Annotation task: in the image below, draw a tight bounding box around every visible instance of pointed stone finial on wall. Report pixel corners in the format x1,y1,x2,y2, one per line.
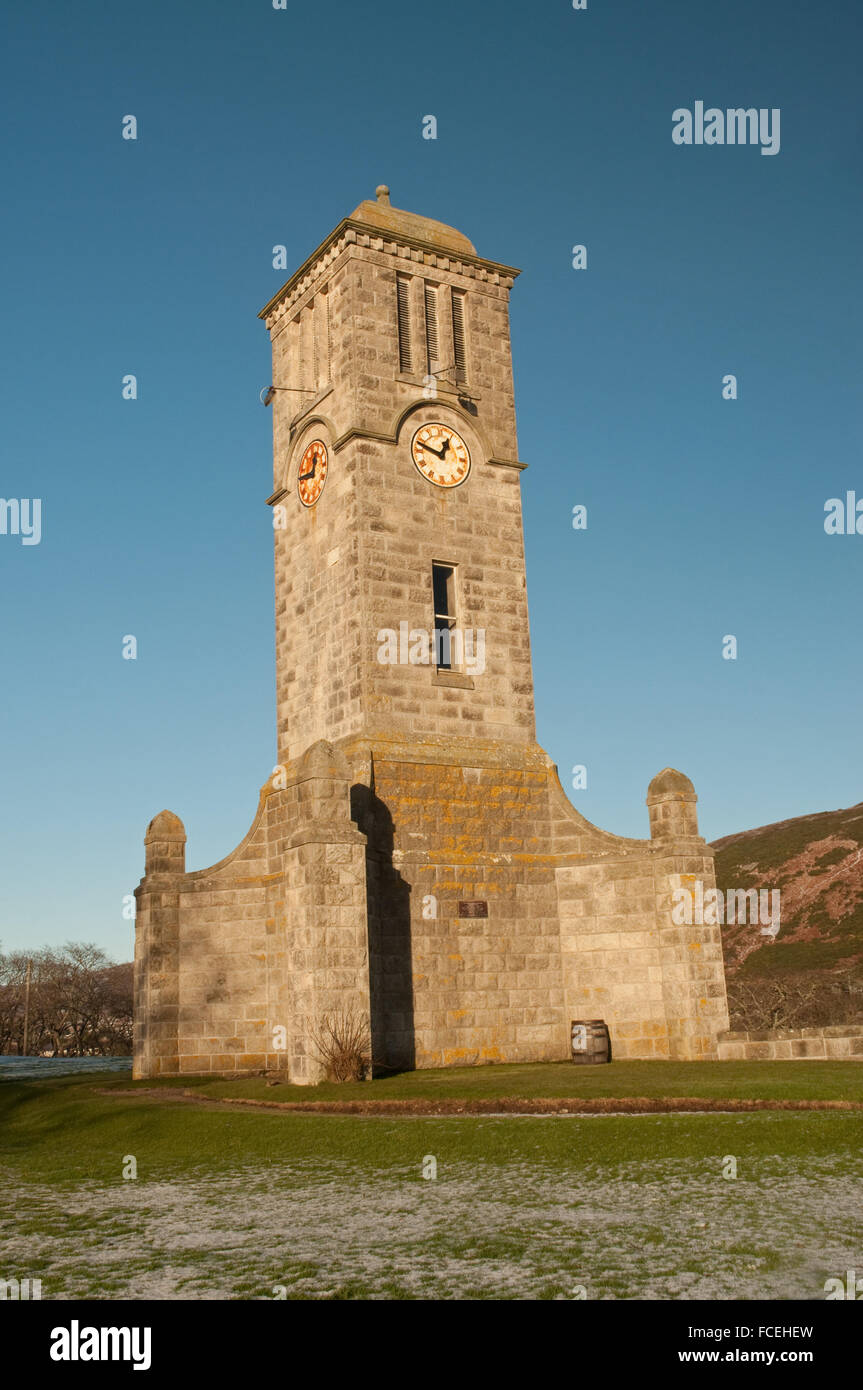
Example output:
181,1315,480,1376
646,768,700,841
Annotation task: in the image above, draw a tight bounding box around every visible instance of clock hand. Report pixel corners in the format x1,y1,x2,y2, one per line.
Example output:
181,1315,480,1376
419,439,448,459
298,459,318,481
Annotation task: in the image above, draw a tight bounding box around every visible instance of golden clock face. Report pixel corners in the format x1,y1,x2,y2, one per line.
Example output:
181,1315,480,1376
297,439,328,507
411,423,471,488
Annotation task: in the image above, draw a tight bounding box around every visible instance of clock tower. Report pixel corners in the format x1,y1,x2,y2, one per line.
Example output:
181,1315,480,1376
260,184,534,765
133,188,730,1083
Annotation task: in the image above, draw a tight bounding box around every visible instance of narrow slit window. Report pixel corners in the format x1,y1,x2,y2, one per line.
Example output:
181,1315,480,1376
397,275,412,373
425,283,440,375
432,562,458,670
451,290,467,384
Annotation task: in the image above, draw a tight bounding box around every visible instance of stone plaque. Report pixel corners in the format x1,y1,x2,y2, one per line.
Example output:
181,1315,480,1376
458,900,488,918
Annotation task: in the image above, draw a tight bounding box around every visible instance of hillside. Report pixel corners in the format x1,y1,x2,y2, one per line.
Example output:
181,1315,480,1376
711,801,863,1027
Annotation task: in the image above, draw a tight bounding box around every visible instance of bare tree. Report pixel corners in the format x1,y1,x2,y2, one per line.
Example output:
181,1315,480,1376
0,942,133,1056
728,970,863,1031
0,951,29,1054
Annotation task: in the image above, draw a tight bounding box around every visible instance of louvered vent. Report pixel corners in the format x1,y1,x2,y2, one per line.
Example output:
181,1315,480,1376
397,276,412,373
451,290,467,383
424,283,440,373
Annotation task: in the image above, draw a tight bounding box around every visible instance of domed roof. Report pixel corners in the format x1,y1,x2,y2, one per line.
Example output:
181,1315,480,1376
349,185,476,256
647,768,695,798
146,809,186,838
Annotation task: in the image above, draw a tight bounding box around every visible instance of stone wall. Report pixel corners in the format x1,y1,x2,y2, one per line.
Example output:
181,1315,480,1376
134,741,731,1080
718,1027,863,1060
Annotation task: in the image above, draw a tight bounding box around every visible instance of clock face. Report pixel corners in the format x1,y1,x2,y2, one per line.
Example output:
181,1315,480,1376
411,423,471,489
297,440,328,507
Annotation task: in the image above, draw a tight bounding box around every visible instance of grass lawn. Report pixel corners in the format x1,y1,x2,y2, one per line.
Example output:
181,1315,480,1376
1,1062,861,1300
106,1057,863,1105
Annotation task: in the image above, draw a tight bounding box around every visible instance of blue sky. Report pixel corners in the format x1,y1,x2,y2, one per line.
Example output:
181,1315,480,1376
1,0,860,960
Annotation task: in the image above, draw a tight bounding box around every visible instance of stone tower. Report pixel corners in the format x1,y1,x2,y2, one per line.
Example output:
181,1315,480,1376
263,183,533,761
133,187,730,1081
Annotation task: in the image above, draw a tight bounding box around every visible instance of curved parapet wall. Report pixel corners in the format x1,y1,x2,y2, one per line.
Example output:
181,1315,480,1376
340,735,728,1067
133,741,369,1082
134,735,729,1078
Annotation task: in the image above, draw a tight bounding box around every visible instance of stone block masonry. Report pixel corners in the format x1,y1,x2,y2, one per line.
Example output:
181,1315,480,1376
718,1027,863,1061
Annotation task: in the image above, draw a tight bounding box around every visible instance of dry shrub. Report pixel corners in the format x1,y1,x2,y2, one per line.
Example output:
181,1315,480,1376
308,1007,371,1082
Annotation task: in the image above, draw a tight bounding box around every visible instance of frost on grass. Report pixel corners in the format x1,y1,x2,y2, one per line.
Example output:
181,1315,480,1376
2,1151,860,1301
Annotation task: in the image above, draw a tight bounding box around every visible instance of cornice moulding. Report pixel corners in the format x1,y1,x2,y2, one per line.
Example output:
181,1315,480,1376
259,217,521,333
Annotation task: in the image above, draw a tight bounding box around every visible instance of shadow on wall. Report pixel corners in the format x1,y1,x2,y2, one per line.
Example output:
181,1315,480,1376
351,782,415,1074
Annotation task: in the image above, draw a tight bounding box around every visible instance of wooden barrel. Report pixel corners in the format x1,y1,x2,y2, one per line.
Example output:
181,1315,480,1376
570,1019,611,1064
